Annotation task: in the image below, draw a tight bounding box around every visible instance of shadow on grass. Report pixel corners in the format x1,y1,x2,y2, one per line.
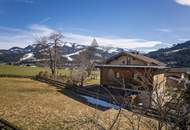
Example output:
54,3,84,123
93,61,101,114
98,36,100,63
33,78,115,111
56,87,111,111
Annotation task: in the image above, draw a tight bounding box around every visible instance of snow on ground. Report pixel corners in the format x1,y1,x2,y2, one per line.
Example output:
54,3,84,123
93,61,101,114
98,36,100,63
64,42,73,47
62,49,85,61
95,53,102,57
66,56,73,61
9,48,22,52
108,48,120,53
76,45,84,49
80,95,120,109
96,46,121,53
20,53,35,61
166,48,186,54
32,44,37,48
96,46,105,51
63,42,85,49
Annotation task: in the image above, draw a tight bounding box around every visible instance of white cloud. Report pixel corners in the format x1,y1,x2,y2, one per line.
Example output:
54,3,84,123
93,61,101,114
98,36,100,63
63,33,162,49
0,24,162,50
157,28,171,33
0,24,55,49
175,0,190,6
15,0,34,4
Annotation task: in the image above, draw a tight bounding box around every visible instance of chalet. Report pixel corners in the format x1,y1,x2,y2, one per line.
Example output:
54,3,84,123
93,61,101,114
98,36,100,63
166,67,190,88
96,51,167,107
166,67,190,80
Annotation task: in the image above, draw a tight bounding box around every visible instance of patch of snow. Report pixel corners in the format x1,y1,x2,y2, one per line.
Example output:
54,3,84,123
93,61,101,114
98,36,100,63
80,95,120,109
96,46,106,51
20,53,35,61
67,56,73,61
166,48,186,54
64,42,73,47
62,49,85,61
95,53,102,57
76,45,84,49
123,48,129,51
32,44,37,48
33,59,48,62
108,48,119,53
9,48,22,52
97,46,123,53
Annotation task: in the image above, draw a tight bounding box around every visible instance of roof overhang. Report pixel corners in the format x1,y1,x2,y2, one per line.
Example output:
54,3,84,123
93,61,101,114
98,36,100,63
105,52,166,66
167,67,190,74
95,64,169,69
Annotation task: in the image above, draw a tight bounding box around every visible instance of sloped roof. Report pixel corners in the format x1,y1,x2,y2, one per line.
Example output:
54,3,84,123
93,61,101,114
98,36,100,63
168,67,190,74
96,64,168,69
106,52,166,66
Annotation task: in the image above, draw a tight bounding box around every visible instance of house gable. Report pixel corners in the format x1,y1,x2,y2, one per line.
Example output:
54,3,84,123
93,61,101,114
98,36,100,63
106,52,166,66
108,54,147,65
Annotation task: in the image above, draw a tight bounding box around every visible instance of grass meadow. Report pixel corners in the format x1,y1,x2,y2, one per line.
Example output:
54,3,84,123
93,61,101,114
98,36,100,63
0,65,70,77
0,78,156,130
0,64,100,85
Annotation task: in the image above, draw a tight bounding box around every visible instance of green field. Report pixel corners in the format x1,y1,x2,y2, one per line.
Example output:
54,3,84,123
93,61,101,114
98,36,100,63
0,64,100,85
0,65,70,77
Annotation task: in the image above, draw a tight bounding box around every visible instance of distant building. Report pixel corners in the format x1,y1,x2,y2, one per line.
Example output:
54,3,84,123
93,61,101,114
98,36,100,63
96,51,167,107
166,67,190,88
166,67,190,80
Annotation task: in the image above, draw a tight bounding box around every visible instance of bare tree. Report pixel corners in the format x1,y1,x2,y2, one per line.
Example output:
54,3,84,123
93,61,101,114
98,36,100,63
63,67,190,130
90,69,190,130
102,69,190,130
37,32,63,77
48,33,63,76
130,69,190,130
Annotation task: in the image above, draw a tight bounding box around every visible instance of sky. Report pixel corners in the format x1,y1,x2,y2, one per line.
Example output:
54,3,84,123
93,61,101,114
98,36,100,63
0,0,190,52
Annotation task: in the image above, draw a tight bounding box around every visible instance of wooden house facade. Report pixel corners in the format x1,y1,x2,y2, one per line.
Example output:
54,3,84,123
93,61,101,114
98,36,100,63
96,52,167,107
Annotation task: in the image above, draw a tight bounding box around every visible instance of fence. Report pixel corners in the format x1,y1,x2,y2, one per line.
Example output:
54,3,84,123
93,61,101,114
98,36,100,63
35,76,110,101
0,75,185,128
35,76,66,89
35,76,179,123
0,74,33,78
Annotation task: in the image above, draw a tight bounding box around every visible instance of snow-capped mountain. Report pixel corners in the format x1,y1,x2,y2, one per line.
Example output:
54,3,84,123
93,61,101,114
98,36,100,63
20,53,35,61
1,40,190,67
0,42,127,63
148,40,190,67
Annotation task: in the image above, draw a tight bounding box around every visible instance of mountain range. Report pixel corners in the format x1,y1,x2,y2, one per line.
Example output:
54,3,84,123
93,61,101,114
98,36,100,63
0,40,190,67
0,42,128,64
147,40,190,67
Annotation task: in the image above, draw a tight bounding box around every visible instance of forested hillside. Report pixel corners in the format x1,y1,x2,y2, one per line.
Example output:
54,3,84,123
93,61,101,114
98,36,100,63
148,41,190,67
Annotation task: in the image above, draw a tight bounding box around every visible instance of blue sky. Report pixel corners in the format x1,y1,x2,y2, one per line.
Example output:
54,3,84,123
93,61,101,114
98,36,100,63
0,0,190,51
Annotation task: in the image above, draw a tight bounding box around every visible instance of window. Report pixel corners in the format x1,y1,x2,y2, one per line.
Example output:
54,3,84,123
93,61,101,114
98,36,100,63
127,57,131,64
115,72,120,78
134,73,142,81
